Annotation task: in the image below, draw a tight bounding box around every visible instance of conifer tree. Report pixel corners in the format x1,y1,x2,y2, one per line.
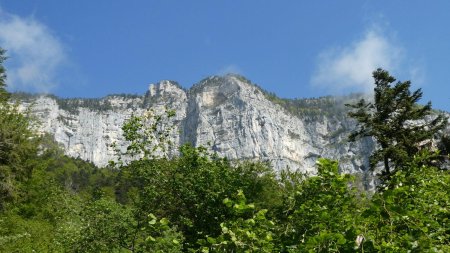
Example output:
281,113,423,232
0,48,9,103
346,68,447,183
0,48,38,208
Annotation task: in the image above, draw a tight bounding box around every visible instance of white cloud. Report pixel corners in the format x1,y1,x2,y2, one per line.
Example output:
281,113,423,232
407,64,426,87
311,28,403,93
217,64,242,75
0,9,66,92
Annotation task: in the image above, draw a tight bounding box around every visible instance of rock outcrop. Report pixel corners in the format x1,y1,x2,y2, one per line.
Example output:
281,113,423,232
24,74,445,189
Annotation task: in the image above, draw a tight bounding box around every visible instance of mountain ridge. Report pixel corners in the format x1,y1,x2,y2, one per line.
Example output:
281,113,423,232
15,74,449,189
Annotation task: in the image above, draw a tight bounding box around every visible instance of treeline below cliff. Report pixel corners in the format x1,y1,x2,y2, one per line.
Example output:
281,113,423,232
1,108,449,252
1,48,450,251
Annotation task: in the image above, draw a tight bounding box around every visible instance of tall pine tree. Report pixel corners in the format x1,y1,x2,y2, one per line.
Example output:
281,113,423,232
0,48,38,209
346,68,447,183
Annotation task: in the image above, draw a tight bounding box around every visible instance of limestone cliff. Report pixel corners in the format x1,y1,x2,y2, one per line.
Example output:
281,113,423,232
22,74,445,189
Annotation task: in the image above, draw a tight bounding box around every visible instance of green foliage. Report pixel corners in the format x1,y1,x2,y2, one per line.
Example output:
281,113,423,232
112,107,279,249
9,91,42,103
199,190,276,252
0,161,81,252
0,48,8,103
55,97,114,114
66,197,134,252
108,93,142,99
62,194,183,252
142,213,184,253
361,151,450,252
347,68,447,183
0,103,38,208
0,50,79,252
11,92,145,113
263,91,356,121
116,144,279,249
0,49,39,210
281,159,362,252
0,213,61,252
255,77,365,121
111,108,176,165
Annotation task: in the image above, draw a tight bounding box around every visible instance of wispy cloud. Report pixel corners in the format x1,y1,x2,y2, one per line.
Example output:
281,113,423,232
311,27,403,93
217,64,242,76
0,8,66,92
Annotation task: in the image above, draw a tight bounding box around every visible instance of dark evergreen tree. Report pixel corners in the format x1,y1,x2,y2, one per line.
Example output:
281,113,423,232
0,48,9,103
439,135,450,155
0,48,38,209
346,68,447,183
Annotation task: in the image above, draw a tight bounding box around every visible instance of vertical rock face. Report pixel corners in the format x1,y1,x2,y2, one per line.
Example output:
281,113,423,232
19,75,382,181
182,76,320,173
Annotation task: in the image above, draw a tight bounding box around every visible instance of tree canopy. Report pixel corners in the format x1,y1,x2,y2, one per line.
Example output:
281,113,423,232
346,68,447,183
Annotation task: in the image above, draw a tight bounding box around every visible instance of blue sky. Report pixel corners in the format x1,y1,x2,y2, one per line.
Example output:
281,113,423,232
0,1,449,111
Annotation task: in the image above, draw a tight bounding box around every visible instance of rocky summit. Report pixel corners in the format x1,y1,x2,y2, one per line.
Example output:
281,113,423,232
18,74,413,188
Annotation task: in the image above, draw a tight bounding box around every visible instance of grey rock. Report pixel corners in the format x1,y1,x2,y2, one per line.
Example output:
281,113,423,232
18,75,448,189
